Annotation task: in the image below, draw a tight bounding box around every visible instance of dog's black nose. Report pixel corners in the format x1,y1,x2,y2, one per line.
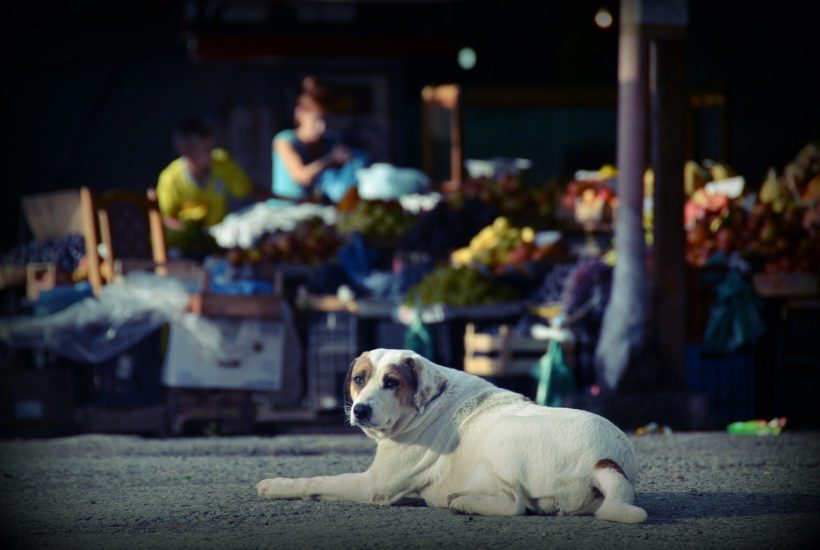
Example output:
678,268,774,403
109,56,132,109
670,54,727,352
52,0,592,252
353,403,372,422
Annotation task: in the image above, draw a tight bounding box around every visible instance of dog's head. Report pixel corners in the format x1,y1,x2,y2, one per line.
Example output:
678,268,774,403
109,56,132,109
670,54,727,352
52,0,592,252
344,349,448,438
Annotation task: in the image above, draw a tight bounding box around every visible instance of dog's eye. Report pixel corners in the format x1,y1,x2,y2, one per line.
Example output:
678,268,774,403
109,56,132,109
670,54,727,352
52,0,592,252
353,375,365,386
383,377,399,389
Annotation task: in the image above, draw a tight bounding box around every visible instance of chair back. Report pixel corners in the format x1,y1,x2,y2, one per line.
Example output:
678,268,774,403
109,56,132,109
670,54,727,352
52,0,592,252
80,187,167,295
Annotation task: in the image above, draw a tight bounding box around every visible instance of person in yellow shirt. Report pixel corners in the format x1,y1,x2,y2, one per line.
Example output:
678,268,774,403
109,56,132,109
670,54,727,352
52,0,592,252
157,117,266,258
157,117,255,228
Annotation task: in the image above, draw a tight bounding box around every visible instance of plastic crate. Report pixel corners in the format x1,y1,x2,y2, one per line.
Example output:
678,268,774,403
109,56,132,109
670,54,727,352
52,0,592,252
685,345,755,428
773,302,820,424
306,310,358,411
358,316,455,367
1,363,75,437
74,327,167,409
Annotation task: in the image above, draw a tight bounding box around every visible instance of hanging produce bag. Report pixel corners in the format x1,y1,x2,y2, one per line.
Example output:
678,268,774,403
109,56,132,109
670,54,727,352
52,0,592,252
703,271,766,353
533,339,575,407
404,309,434,360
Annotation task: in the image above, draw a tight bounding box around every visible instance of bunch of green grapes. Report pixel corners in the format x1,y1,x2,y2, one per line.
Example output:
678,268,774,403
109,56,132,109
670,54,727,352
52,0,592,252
337,200,414,238
403,266,517,307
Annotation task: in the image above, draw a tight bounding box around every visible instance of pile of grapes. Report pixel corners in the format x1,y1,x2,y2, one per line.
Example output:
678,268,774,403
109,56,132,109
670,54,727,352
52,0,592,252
2,234,85,272
560,258,613,321
403,266,517,307
337,200,415,240
529,262,579,304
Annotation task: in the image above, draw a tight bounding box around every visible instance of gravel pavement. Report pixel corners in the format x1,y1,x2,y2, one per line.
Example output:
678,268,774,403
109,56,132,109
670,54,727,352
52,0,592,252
1,429,819,549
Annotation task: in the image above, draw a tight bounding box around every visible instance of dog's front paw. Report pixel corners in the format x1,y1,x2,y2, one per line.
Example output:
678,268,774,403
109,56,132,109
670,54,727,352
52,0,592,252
257,478,294,500
447,494,470,515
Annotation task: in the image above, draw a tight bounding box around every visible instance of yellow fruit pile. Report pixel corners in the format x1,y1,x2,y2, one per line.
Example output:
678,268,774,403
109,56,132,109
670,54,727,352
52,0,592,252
451,217,544,271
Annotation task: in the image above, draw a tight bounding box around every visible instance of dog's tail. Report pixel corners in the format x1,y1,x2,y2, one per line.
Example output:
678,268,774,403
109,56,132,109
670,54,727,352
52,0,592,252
591,459,648,524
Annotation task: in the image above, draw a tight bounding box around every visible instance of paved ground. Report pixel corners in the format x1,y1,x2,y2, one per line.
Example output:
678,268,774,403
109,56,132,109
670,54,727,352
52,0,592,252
1,429,819,550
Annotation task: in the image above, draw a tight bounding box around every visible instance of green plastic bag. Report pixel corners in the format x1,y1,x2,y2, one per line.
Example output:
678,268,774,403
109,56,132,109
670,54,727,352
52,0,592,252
703,271,765,353
533,339,575,407
404,309,434,360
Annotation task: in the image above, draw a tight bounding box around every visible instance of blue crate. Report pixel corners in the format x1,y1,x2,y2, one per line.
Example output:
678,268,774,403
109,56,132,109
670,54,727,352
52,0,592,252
32,282,93,317
686,345,755,428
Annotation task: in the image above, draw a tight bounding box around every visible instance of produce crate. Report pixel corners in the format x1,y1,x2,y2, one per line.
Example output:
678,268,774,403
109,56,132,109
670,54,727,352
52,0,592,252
772,301,820,424
306,308,359,411
187,293,284,319
752,273,818,299
463,323,552,377
685,345,755,428
26,262,59,301
358,314,456,369
74,327,166,410
0,264,27,291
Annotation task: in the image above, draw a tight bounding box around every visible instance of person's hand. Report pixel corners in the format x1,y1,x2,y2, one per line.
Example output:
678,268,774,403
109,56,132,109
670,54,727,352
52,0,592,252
163,216,184,231
327,145,352,166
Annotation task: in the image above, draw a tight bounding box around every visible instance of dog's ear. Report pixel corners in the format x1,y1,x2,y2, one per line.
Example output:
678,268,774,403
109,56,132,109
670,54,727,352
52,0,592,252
401,353,447,414
342,355,359,412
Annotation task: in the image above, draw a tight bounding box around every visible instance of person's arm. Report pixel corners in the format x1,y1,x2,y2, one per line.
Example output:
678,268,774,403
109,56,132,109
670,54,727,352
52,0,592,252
274,138,348,187
156,170,184,230
216,149,255,199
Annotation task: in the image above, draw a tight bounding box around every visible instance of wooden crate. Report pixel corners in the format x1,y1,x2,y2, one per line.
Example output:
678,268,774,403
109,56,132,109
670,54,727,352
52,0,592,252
753,272,818,298
463,323,553,377
26,262,60,301
187,293,284,319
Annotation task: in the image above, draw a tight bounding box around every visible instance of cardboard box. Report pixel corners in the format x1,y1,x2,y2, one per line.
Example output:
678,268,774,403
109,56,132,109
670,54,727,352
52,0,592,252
21,189,84,241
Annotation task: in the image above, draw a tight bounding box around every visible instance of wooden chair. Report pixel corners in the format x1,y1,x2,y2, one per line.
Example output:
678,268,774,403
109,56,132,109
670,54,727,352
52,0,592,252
80,186,168,296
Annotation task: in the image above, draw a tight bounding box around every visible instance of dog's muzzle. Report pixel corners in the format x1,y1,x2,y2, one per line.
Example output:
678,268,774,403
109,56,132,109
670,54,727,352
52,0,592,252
352,403,373,424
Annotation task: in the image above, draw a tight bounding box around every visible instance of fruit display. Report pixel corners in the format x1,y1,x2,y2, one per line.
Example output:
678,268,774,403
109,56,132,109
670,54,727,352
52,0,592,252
336,199,415,240
2,234,85,273
398,198,498,261
447,174,556,229
208,201,337,250
684,145,820,273
231,216,342,266
403,266,518,307
450,217,567,275
558,165,618,226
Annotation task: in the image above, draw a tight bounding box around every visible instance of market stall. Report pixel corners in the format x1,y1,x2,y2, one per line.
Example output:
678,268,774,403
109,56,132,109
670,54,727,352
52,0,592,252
2,141,818,435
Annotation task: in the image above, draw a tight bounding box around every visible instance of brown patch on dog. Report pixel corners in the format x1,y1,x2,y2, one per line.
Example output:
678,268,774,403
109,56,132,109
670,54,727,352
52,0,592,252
595,459,627,479
344,352,373,404
401,356,447,411
385,362,418,408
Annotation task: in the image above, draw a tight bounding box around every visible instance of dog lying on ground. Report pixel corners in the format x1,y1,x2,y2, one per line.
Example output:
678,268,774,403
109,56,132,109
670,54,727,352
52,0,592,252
257,349,647,523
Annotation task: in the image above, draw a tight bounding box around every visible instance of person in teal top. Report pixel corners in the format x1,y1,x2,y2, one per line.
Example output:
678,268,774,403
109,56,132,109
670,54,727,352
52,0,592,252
272,77,352,200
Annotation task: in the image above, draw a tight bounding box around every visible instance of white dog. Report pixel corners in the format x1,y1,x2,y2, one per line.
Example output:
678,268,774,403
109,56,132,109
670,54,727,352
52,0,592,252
257,349,647,523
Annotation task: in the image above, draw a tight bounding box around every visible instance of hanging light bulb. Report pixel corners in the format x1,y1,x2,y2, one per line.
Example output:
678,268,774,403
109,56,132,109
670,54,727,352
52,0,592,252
458,47,477,70
594,8,613,29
